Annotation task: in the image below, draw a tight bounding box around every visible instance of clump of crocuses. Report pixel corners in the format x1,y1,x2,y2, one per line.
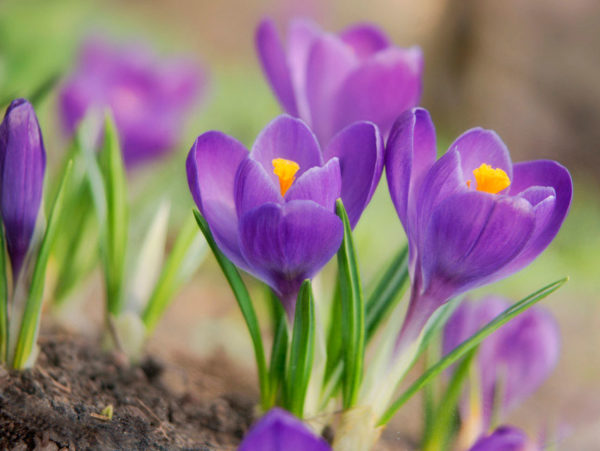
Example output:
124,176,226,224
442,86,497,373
256,18,422,145
0,99,71,369
60,37,205,168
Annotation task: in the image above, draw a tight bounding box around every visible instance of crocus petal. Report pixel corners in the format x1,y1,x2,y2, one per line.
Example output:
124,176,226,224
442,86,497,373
421,192,535,296
386,108,436,254
287,19,321,121
498,160,572,276
250,115,323,185
324,121,384,228
239,408,331,451
448,127,513,184
186,131,248,267
469,426,532,451
256,19,298,116
0,99,46,279
305,34,357,144
339,23,390,59
239,200,343,304
331,47,423,139
285,157,341,211
235,157,282,217
157,59,205,108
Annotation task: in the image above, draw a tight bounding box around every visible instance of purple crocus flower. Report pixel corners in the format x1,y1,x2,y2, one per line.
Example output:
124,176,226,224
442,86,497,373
239,408,330,451
469,426,539,451
386,107,572,347
443,297,559,431
187,115,382,312
256,18,422,146
60,37,204,168
0,99,46,280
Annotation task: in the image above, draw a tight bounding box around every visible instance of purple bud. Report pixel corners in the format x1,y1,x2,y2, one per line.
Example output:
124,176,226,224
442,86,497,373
469,426,539,451
239,408,331,451
0,99,46,280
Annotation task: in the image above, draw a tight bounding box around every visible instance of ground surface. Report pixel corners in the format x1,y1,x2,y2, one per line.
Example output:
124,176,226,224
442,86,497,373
0,333,256,450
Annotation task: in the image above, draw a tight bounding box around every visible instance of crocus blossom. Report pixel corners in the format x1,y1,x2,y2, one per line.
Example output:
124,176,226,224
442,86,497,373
238,408,331,451
443,297,559,431
386,107,572,346
186,115,382,312
256,18,422,146
469,426,539,451
60,37,204,168
0,99,46,280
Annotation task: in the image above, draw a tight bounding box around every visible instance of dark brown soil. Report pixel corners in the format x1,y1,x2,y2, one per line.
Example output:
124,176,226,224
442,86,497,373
0,333,257,450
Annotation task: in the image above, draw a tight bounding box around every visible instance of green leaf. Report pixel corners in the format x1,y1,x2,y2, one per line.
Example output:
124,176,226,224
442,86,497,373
377,277,568,425
323,280,343,383
142,213,201,334
28,72,60,108
335,199,365,409
267,290,289,407
286,280,315,417
193,209,270,409
365,245,409,341
0,223,7,363
11,161,73,369
98,112,129,315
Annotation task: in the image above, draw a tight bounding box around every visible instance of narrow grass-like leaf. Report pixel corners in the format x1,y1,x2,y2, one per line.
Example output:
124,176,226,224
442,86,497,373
377,277,568,425
98,112,128,315
422,348,477,451
267,290,289,407
29,72,60,108
335,199,365,409
142,213,200,333
286,280,315,417
324,280,343,383
11,161,73,369
365,245,409,341
193,210,269,408
0,226,7,363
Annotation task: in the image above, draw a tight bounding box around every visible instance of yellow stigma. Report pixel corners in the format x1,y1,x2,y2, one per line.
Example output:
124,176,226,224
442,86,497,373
467,163,511,194
272,158,300,196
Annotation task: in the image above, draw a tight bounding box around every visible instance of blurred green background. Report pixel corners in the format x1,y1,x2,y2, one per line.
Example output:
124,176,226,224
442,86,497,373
1,0,598,448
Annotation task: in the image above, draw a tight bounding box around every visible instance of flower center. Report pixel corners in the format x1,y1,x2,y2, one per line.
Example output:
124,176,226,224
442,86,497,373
466,163,511,194
272,158,300,196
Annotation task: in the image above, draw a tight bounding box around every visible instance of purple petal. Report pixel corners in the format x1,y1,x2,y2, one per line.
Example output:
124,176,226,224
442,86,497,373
448,128,513,186
256,19,298,116
498,160,572,276
339,23,391,59
235,157,282,218
285,157,341,211
0,99,46,279
250,115,323,186
386,108,436,253
305,34,358,144
331,47,423,139
186,131,248,268
324,121,384,228
287,19,322,121
469,426,533,451
156,58,205,109
421,192,535,296
239,408,331,451
239,200,343,303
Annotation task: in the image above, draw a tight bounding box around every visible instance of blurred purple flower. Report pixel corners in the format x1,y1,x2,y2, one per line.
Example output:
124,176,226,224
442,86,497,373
386,108,572,347
469,426,539,451
256,18,422,146
444,297,559,430
186,115,382,312
60,37,205,168
0,99,46,280
239,408,331,451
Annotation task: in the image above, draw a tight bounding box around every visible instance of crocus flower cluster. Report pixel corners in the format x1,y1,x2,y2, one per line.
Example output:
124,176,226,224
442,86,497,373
0,99,46,281
386,108,573,347
60,38,204,168
443,297,559,441
256,18,422,146
186,114,382,312
239,408,330,451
